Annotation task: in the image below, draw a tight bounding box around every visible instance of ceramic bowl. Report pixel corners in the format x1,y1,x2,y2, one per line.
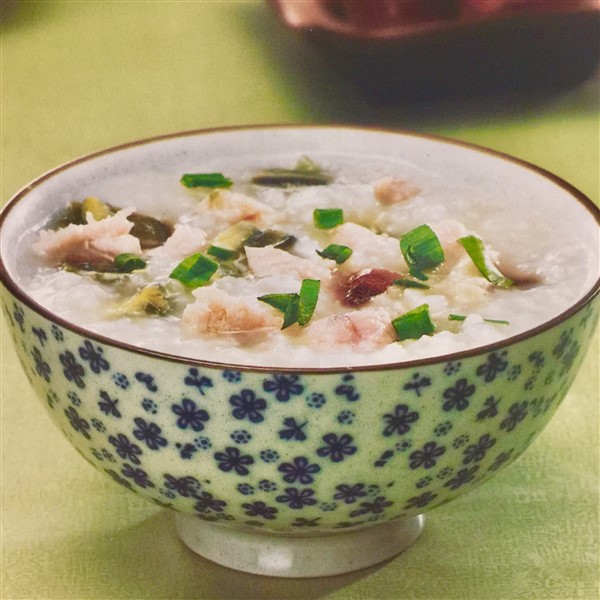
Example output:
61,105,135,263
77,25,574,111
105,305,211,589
1,126,598,577
269,0,600,103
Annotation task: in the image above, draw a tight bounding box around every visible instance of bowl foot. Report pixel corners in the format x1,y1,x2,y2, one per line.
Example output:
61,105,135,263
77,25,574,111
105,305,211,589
175,513,425,577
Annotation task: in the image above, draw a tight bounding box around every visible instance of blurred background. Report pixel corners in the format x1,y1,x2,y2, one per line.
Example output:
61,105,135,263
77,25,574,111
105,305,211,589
1,2,598,599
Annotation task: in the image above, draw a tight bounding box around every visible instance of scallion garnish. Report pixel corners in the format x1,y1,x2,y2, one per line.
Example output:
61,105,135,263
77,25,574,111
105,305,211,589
297,279,320,326
400,225,445,280
393,278,430,290
449,314,510,325
114,253,146,273
169,253,218,288
313,208,344,229
207,245,238,261
392,304,436,340
457,235,513,288
316,244,353,264
257,279,320,329
180,173,233,189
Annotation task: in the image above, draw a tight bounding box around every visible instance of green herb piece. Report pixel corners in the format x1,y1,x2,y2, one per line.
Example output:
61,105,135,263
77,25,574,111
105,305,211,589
297,279,320,326
313,208,344,230
400,225,445,281
449,314,510,325
257,278,320,329
180,173,233,189
458,235,514,288
316,244,353,264
169,253,218,289
392,304,436,341
212,222,259,255
114,253,146,273
207,245,238,261
117,285,170,316
393,278,430,290
251,157,333,187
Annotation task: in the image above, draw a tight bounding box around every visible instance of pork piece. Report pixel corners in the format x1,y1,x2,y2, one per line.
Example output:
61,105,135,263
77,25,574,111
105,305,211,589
245,246,333,281
154,224,207,259
33,208,141,267
202,190,276,225
373,176,421,205
331,222,407,272
181,287,280,336
304,308,395,349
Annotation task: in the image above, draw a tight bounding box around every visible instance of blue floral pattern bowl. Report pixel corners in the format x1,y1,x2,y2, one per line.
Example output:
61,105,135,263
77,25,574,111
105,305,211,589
1,127,598,577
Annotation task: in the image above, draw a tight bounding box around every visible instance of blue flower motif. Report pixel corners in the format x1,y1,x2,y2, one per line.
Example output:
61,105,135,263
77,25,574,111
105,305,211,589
404,491,438,509
278,456,320,484
214,446,254,475
306,393,326,409
444,466,479,490
316,433,357,462
258,480,277,492
337,410,355,425
229,389,267,423
409,441,445,469
31,347,51,382
278,417,307,441
64,406,90,439
59,351,85,388
500,402,528,432
78,340,110,373
223,370,242,383
163,474,202,497
98,390,121,418
263,374,304,402
135,371,158,392
442,378,475,412
259,449,280,463
276,487,318,509
121,463,154,488
463,434,496,464
335,374,360,402
230,430,252,444
112,372,129,389
237,483,255,495
242,501,278,520
403,372,432,396
108,433,143,465
141,398,158,414
67,391,81,406
333,483,367,504
12,303,25,332
349,496,392,517
382,404,419,436
476,351,508,383
184,368,213,395
51,324,64,341
32,327,47,347
194,491,226,514
195,436,212,450
132,417,167,450
172,397,210,431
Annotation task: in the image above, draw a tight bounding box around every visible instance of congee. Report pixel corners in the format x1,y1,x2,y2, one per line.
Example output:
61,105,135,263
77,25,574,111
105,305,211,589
21,156,594,367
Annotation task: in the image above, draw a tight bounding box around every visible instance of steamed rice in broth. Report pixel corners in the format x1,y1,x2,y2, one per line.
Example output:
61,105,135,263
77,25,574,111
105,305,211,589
23,156,592,368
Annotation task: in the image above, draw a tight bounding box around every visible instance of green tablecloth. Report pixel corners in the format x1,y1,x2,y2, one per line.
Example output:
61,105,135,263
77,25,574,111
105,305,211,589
1,2,598,599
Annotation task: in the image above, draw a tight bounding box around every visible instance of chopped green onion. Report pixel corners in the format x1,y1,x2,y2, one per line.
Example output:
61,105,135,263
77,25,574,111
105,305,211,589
297,279,320,326
257,292,296,313
114,253,146,273
316,244,353,264
392,304,436,341
207,245,238,261
393,278,430,290
449,314,510,325
169,253,218,288
180,173,233,189
282,294,300,329
313,208,344,229
400,225,445,280
458,235,513,288
257,279,320,329
251,157,333,187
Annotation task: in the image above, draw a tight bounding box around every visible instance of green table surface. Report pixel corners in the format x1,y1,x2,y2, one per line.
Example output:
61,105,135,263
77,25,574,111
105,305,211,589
1,2,598,599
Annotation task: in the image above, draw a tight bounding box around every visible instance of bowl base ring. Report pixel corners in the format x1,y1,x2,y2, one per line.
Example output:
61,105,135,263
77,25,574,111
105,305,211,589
175,513,425,577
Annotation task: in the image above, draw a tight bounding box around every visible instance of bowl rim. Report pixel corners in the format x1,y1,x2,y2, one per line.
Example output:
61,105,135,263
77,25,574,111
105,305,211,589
1,123,599,374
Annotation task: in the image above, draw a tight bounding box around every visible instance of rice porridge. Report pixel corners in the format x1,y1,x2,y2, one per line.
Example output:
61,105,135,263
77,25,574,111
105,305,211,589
20,155,595,368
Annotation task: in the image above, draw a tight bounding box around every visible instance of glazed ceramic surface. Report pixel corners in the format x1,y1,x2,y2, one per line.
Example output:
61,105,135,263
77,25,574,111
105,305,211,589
1,127,598,575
